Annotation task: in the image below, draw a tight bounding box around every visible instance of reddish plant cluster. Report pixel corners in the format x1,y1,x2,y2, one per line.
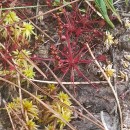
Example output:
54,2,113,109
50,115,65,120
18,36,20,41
53,13,63,37
63,10,103,43
50,44,61,66
47,4,106,83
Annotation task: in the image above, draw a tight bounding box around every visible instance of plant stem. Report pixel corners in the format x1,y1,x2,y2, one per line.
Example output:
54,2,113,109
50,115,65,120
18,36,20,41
43,62,105,130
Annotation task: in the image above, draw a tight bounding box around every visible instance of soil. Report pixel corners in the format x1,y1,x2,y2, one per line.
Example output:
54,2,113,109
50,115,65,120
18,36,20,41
0,0,130,130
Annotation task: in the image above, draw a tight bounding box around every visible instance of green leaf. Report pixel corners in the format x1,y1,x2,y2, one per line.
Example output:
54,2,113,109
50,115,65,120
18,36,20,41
95,0,114,28
125,0,129,6
104,0,122,23
109,0,113,4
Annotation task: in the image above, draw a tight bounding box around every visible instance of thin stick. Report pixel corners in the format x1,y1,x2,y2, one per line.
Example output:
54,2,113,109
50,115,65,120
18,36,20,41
7,108,29,130
17,72,24,115
85,43,123,130
23,55,47,79
43,62,105,130
84,0,103,18
0,51,76,130
23,12,55,42
30,79,108,85
35,0,40,35
0,45,104,129
12,110,29,130
1,75,104,130
3,100,16,130
0,77,76,130
100,111,109,130
4,0,80,28
0,5,47,11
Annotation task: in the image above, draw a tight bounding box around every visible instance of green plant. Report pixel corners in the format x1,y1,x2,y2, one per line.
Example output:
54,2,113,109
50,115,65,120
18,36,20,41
21,22,36,40
125,0,129,6
45,125,55,130
36,87,73,130
1,11,35,40
45,4,106,86
6,85,73,130
104,31,114,50
26,120,38,130
13,49,35,79
22,99,39,119
0,10,36,80
0,49,35,79
100,64,115,79
7,98,39,129
57,91,72,106
54,92,72,129
95,0,121,28
3,11,20,25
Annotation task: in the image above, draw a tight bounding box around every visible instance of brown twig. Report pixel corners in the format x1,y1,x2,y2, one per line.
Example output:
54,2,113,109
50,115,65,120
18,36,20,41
35,0,40,35
43,61,105,130
3,100,16,130
0,46,103,129
17,72,24,115
4,0,80,28
85,43,123,130
0,49,105,129
30,79,108,85
0,50,77,130
0,48,104,129
0,77,76,130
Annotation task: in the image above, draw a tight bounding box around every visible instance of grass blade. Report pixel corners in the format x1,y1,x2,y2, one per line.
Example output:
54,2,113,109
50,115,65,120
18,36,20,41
95,0,114,28
104,0,122,23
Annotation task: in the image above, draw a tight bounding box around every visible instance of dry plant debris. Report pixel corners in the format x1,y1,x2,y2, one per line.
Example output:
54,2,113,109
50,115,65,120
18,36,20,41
0,0,129,130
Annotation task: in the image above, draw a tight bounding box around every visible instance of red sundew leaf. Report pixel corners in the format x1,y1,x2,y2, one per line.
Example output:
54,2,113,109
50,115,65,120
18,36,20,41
2,51,12,60
6,26,11,33
63,46,68,52
96,55,107,61
79,59,92,64
9,65,15,71
22,2,32,6
59,50,68,58
46,4,104,83
99,20,106,27
74,65,98,88
60,67,70,80
9,44,18,52
75,28,82,36
46,0,52,7
93,29,103,37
